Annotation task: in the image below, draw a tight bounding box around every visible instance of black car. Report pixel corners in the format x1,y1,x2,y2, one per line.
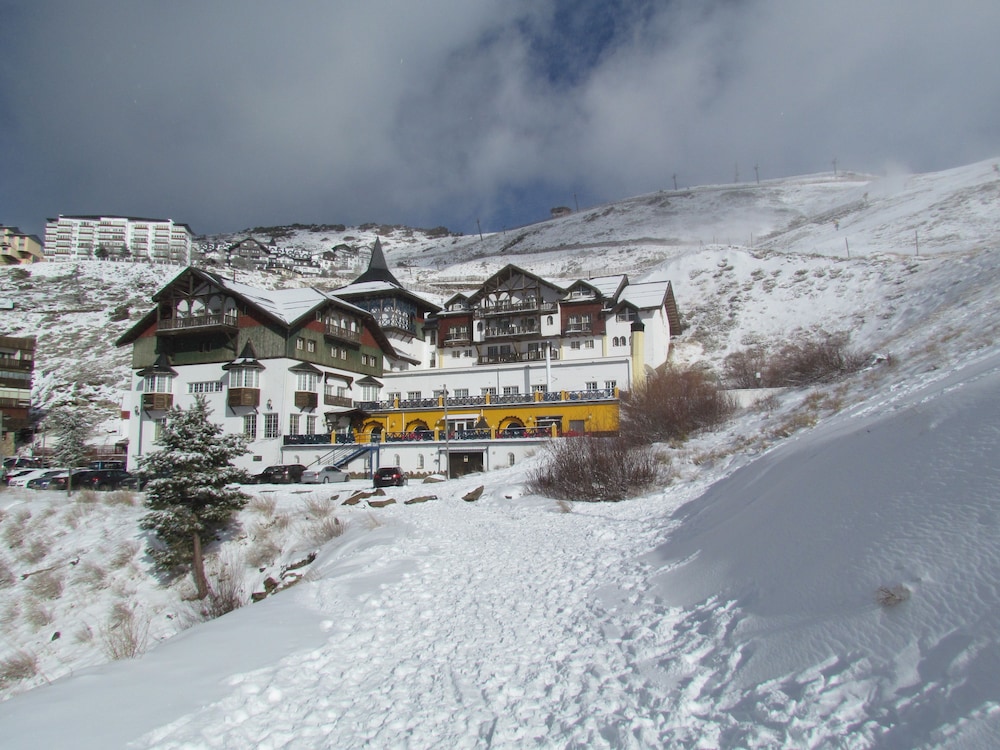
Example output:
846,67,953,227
253,464,306,484
47,469,101,491
82,469,138,491
373,466,407,487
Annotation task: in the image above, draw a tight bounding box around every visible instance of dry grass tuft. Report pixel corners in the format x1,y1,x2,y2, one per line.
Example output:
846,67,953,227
76,560,109,589
23,597,53,628
109,541,141,570
876,584,911,607
0,651,38,688
103,490,137,506
306,515,347,546
100,601,150,660
25,570,64,600
75,489,100,504
248,494,278,517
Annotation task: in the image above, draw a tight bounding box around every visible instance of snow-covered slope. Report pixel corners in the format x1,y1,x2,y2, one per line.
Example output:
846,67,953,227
0,158,999,747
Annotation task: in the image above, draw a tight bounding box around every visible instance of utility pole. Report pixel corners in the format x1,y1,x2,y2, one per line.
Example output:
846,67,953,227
754,164,760,184
672,173,678,190
574,193,579,212
734,162,739,183
476,219,483,242
832,157,838,176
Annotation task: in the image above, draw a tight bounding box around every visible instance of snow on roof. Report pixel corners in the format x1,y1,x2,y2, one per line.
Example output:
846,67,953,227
586,275,627,298
620,280,669,309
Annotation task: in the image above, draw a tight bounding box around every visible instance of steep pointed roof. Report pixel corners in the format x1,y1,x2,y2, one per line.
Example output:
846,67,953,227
351,238,401,286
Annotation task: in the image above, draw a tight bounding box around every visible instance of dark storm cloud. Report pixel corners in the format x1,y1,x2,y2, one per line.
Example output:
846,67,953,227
2,1,998,238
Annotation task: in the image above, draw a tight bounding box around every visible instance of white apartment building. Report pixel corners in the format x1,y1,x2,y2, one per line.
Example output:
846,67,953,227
44,215,195,264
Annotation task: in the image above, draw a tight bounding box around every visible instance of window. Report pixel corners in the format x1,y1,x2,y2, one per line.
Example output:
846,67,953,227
585,381,598,391
188,381,224,394
153,418,166,442
503,386,520,395
532,384,548,393
296,372,319,391
616,308,637,322
229,368,259,389
289,414,301,435
407,391,422,400
508,453,516,467
264,413,279,439
605,380,617,391
387,391,401,403
144,373,172,393
296,337,305,350
453,388,469,398
306,340,316,353
306,415,317,434
418,455,425,469
585,340,595,349
243,413,257,439
452,350,461,358
481,387,497,396
429,355,436,367
360,384,379,401
570,341,581,350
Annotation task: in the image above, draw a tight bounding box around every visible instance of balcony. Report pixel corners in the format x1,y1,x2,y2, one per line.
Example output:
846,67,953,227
294,391,319,409
158,313,239,335
563,324,594,334
0,359,33,372
477,349,558,365
477,299,542,317
324,393,354,408
228,388,260,408
283,433,333,445
142,393,173,410
324,323,361,343
443,333,472,345
483,325,537,339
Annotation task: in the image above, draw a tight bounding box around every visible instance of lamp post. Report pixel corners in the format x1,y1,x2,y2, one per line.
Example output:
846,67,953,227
442,384,450,480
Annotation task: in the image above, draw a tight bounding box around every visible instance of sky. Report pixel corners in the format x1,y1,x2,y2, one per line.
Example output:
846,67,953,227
2,0,1000,239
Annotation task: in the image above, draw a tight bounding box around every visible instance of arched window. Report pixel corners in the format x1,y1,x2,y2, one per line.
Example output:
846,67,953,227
508,453,516,467
418,455,425,469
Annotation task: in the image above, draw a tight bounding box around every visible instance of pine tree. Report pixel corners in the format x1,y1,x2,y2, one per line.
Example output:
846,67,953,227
139,396,249,598
45,400,97,487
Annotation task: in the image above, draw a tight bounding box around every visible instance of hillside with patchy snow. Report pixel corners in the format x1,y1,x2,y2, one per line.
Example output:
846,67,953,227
0,159,999,747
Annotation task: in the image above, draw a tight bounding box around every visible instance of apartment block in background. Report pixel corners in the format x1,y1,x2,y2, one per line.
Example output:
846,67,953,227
0,336,36,455
44,215,194,265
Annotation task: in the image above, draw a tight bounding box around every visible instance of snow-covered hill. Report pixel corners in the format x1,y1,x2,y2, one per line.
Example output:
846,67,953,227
1,158,1000,747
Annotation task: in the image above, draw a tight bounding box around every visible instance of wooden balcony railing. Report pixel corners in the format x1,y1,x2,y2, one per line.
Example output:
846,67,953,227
142,392,173,410
228,387,260,408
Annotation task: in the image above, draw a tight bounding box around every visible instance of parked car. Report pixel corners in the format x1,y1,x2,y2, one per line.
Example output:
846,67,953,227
4,468,35,486
373,466,407,487
6,468,56,488
301,465,349,484
26,469,69,489
3,457,43,470
47,469,101,491
252,464,306,484
82,469,138,491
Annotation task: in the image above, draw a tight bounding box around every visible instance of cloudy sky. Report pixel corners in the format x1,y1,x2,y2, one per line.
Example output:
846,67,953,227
2,1,999,239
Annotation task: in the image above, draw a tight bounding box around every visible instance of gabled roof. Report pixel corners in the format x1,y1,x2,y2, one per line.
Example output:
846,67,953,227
466,264,565,306
116,266,402,359
136,352,177,377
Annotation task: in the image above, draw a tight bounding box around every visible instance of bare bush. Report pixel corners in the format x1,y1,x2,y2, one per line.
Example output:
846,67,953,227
0,558,14,588
100,602,149,660
23,597,53,628
877,584,911,608
725,331,870,388
76,560,109,589
248,494,278,516
245,524,282,568
18,539,48,565
109,541,141,569
76,489,100,504
25,570,64,600
527,436,659,502
621,365,737,443
0,651,38,688
1,509,31,548
306,515,347,546
201,553,248,619
301,496,335,519
103,490,136,507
